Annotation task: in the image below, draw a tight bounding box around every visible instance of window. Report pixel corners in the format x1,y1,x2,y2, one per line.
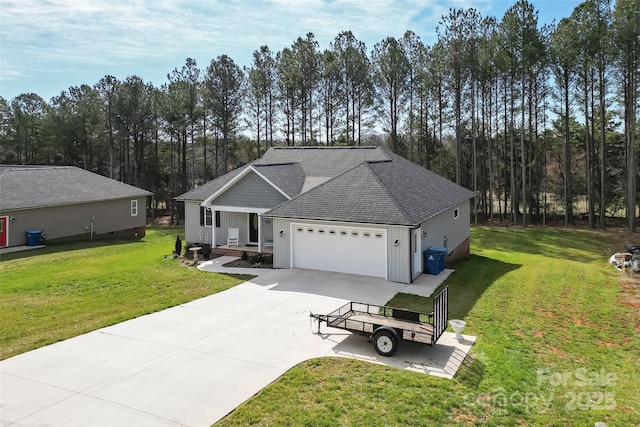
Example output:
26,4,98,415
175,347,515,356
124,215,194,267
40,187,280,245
215,211,221,228
318,229,325,234
130,200,138,216
351,232,359,237
329,230,336,235
363,232,370,238
199,207,212,227
454,208,459,219
340,231,347,236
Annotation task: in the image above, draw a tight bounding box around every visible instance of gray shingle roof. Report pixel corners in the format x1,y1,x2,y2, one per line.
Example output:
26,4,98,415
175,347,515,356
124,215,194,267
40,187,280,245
174,166,247,201
264,162,411,225
0,166,153,211
255,146,390,178
254,163,304,197
175,146,389,202
174,146,474,226
264,154,474,226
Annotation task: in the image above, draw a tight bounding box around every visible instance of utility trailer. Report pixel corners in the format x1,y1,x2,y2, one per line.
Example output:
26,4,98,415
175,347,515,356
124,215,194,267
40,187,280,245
310,286,448,356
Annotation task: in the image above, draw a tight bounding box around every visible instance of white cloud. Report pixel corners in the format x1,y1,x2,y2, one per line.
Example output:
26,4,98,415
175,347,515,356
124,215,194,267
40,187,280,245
0,0,580,100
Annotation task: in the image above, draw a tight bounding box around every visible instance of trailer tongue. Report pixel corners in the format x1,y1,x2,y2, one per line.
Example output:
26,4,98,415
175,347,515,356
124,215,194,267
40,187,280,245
310,286,448,356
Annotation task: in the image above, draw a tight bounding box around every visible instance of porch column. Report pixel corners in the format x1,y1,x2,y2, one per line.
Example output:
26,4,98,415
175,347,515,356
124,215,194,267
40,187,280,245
211,208,216,248
258,213,263,253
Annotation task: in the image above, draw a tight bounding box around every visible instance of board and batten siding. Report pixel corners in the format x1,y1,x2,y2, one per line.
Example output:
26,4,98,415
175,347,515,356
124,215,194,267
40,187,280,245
271,218,411,283
418,200,471,256
183,201,251,246
183,201,205,243
213,171,287,208
216,211,248,246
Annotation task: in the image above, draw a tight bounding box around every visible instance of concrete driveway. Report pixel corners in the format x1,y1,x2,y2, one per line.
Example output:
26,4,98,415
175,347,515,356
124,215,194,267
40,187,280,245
1,268,474,427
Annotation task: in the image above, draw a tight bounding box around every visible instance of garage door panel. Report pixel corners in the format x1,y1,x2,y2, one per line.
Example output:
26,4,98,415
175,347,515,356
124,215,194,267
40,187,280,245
292,224,386,278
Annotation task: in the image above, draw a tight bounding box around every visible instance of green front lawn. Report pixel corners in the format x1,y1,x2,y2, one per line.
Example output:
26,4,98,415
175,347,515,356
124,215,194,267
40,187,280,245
0,227,251,359
216,227,640,426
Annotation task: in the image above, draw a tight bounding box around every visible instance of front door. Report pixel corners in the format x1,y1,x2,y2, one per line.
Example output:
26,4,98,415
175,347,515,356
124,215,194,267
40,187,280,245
248,213,259,244
0,216,8,248
413,228,422,278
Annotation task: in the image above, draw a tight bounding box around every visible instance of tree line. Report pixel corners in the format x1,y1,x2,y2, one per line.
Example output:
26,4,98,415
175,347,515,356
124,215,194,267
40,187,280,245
1,0,638,230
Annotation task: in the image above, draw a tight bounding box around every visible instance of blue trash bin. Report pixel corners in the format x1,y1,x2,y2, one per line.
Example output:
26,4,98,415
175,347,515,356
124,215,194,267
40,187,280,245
430,247,447,272
423,247,447,275
26,230,42,246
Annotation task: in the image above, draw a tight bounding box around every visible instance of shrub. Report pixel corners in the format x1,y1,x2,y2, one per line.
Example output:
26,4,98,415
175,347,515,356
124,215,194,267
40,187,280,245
174,235,182,256
252,253,271,264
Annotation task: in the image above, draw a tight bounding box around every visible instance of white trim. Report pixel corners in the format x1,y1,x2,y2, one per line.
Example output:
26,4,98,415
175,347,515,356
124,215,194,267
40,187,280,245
413,228,422,279
210,205,271,214
200,165,291,207
130,199,138,216
289,221,388,279
248,212,259,245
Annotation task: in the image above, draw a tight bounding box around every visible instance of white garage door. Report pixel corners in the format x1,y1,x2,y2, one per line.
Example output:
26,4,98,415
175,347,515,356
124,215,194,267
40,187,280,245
291,224,387,278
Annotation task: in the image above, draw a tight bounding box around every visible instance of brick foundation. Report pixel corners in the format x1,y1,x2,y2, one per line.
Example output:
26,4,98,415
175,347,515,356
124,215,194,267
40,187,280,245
446,237,470,265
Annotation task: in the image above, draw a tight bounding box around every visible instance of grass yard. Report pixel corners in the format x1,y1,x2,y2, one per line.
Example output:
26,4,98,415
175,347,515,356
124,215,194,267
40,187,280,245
0,227,251,360
216,227,640,426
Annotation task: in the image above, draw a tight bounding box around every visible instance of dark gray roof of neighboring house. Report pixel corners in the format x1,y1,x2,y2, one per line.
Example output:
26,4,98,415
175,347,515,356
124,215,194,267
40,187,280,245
265,150,475,226
0,166,153,211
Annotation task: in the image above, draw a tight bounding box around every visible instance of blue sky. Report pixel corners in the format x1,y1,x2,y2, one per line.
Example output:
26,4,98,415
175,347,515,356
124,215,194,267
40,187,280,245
1,0,583,102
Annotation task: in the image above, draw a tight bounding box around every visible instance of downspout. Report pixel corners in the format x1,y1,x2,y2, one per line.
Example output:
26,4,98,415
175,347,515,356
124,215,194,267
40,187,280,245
409,228,413,284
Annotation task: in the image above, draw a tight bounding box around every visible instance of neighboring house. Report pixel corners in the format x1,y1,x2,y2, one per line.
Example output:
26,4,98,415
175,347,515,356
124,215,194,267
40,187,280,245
176,146,474,283
0,165,153,248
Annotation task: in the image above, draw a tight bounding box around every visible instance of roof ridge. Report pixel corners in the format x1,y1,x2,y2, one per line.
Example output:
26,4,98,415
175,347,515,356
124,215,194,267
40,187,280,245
271,145,378,150
254,161,297,167
362,161,414,224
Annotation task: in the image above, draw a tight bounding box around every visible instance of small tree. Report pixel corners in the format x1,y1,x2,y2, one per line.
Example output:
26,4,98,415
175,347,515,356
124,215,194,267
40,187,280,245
174,235,182,256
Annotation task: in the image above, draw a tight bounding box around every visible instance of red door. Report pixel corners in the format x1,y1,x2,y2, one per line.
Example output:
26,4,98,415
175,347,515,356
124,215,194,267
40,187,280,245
0,216,7,248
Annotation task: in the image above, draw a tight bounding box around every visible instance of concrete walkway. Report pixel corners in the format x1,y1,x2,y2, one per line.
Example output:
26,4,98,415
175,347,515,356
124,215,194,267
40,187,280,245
198,256,454,298
1,268,474,427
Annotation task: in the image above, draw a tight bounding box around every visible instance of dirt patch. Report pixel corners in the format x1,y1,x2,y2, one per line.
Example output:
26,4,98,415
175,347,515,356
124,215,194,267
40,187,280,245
618,271,640,334
594,340,618,347
571,314,595,328
535,308,557,318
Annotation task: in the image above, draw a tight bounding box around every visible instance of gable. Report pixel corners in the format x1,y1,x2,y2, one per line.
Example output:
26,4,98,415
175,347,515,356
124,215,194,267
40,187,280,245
210,169,288,209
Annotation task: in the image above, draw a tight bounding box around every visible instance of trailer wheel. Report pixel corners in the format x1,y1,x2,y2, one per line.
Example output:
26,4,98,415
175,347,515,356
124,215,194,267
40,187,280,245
373,330,398,356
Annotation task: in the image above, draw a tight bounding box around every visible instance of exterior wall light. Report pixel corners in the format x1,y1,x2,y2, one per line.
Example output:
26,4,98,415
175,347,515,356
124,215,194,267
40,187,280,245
279,229,284,236
394,238,399,247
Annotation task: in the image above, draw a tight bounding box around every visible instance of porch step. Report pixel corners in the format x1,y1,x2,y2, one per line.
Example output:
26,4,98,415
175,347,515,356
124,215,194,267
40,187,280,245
211,248,245,258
